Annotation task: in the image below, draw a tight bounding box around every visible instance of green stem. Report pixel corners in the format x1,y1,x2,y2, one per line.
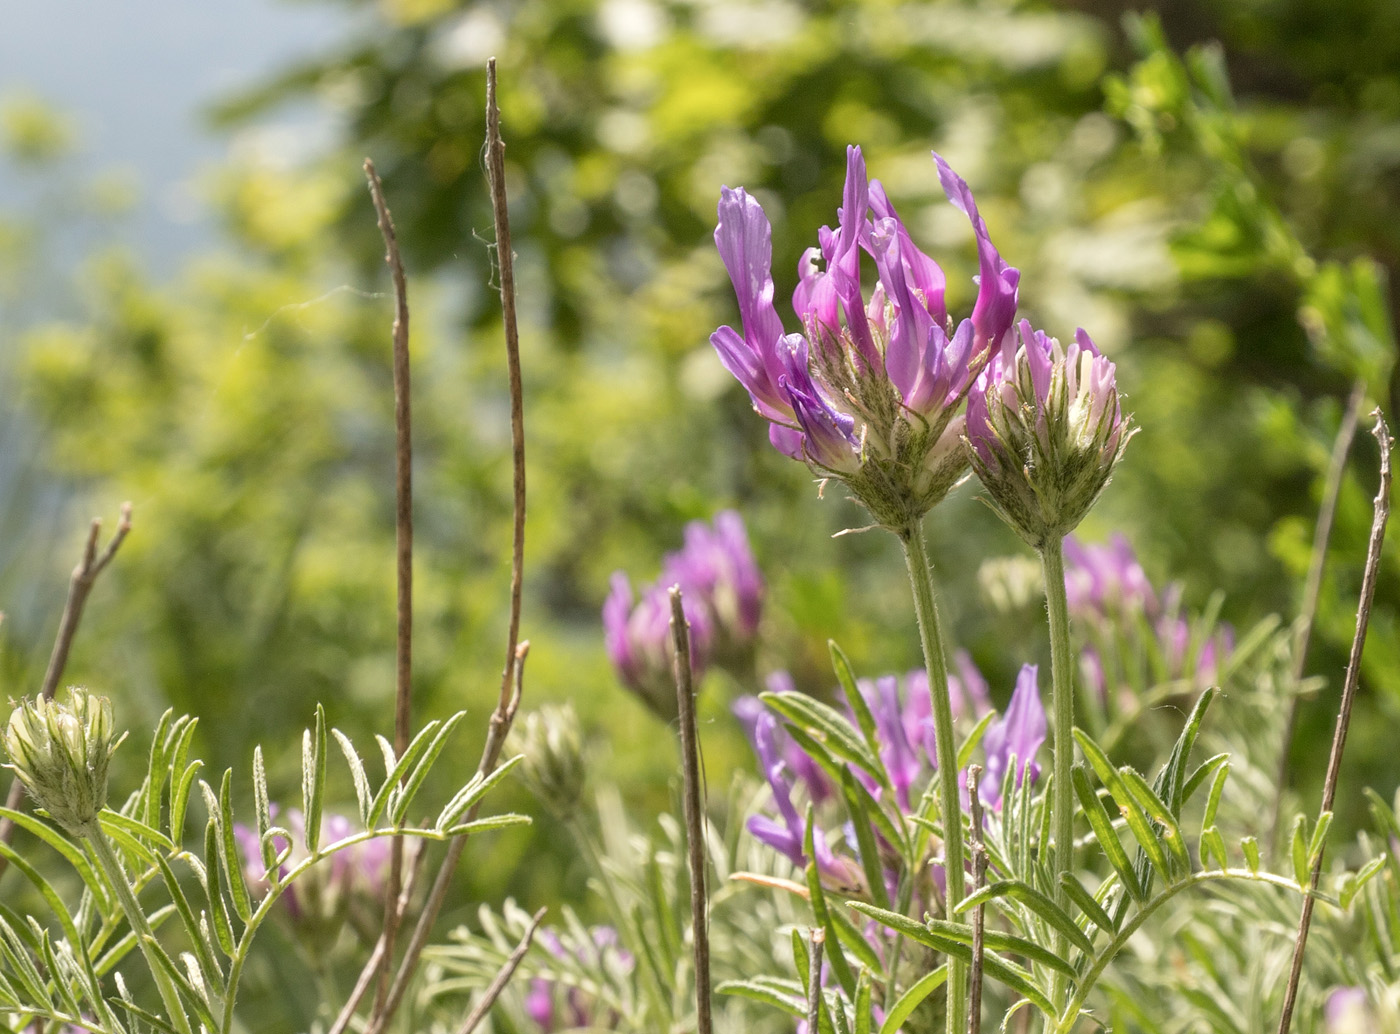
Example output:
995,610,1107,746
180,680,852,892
1040,538,1075,1015
898,524,965,1034
85,822,195,1034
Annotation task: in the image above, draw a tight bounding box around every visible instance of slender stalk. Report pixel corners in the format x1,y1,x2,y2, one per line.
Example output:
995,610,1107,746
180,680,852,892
966,766,986,1034
1276,411,1392,1034
806,928,825,1034
0,504,132,863
85,822,194,1034
1039,536,1075,1013
362,154,415,1026
670,586,713,1034
898,523,965,1034
456,906,547,1034
1269,375,1366,850
343,58,529,1034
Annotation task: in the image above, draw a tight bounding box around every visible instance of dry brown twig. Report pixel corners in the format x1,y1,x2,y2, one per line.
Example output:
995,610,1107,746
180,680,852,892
1275,409,1392,1034
455,906,547,1034
343,57,530,1034
0,502,133,863
966,765,987,1034
804,928,825,1033
669,586,712,1034
362,155,417,1024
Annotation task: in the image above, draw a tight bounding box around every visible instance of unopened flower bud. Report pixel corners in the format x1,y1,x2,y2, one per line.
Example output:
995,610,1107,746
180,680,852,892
4,688,119,835
966,320,1135,549
509,704,587,816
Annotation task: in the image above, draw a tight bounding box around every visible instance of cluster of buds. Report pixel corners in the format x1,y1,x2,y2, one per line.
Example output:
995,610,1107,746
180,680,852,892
4,688,119,836
603,510,763,719
233,807,391,946
966,320,1134,550
508,703,587,817
733,658,1045,891
524,925,632,1032
711,147,1020,528
1064,534,1233,705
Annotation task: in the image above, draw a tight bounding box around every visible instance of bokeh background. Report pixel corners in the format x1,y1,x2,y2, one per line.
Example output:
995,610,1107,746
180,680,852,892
1,0,1397,959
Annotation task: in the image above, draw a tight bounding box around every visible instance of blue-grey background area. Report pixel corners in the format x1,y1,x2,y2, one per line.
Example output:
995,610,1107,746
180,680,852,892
0,0,346,273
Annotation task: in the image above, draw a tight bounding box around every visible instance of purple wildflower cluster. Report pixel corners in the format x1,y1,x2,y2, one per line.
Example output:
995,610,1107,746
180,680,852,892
523,926,632,1032
233,806,390,937
734,658,1045,892
603,511,763,718
710,145,1130,537
711,146,1019,525
1064,535,1233,704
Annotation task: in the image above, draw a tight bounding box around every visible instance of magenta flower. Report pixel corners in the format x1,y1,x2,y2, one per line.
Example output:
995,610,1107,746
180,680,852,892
1324,987,1370,1033
524,926,632,1032
967,321,1133,548
1064,534,1158,620
662,509,765,663
603,574,712,719
711,146,1019,525
979,664,1047,809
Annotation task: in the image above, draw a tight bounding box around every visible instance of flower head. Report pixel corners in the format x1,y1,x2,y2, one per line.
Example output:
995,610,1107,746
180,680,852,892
604,512,763,719
603,573,712,721
967,321,1133,548
4,688,119,835
711,147,1019,526
509,703,587,817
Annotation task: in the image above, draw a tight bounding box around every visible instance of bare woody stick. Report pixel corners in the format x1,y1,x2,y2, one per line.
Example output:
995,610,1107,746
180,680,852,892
362,156,416,1023
966,766,987,1034
455,906,547,1034
0,503,132,861
1276,410,1392,1034
670,585,712,1034
333,57,530,1034
805,928,825,1034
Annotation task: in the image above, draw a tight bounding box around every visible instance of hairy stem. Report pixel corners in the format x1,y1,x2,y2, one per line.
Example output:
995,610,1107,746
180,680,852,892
1039,537,1075,1013
898,523,965,1034
85,822,194,1034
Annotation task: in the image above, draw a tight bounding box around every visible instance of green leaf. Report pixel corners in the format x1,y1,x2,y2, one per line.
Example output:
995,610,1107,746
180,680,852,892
436,755,525,830
1341,855,1387,909
0,808,110,912
957,711,997,772
926,918,1077,980
390,710,469,826
1059,872,1117,934
880,964,947,1034
170,759,203,846
367,718,444,828
840,771,891,913
303,705,328,851
1119,768,1190,878
854,969,872,1034
1308,811,1334,869
203,819,237,957
0,842,82,949
1180,753,1228,807
218,769,253,923
716,979,805,1017
1290,816,1309,887
141,932,219,1033
804,806,855,996
1202,760,1231,831
440,814,531,837
760,691,882,783
154,854,226,1002
1242,836,1261,874
955,880,1096,957
1073,735,1171,882
333,729,372,826
252,746,274,874
831,640,882,766
1070,765,1144,901
1200,826,1228,871
141,709,175,830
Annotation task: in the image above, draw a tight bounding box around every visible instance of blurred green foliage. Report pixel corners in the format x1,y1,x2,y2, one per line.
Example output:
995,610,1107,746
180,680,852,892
1,0,1399,972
